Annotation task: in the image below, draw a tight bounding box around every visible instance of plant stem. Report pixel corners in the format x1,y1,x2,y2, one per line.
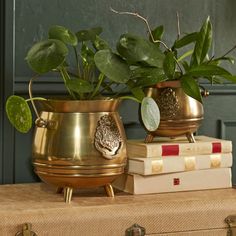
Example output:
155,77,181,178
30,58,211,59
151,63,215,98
110,7,170,50
25,97,46,102
221,44,236,58
119,95,141,103
59,67,77,99
176,11,180,40
28,76,41,119
73,46,81,77
90,73,105,99
110,7,183,74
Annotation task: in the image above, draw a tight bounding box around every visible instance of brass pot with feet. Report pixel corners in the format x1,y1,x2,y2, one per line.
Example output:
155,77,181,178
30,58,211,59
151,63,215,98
32,99,127,203
144,81,205,143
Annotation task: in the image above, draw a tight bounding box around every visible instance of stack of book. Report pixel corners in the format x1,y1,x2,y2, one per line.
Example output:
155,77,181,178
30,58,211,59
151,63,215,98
113,136,233,194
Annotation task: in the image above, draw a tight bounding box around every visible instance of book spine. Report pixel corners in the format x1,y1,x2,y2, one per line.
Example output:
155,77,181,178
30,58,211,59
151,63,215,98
113,168,232,194
128,153,233,175
131,140,232,157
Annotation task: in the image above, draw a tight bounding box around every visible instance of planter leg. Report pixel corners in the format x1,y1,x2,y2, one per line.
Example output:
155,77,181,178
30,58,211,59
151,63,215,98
56,187,63,194
186,132,196,143
104,184,114,197
145,134,154,143
64,187,73,203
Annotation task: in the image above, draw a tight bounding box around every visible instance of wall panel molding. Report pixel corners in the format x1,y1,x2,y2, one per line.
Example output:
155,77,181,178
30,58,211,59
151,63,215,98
220,120,236,139
2,0,16,184
14,77,236,95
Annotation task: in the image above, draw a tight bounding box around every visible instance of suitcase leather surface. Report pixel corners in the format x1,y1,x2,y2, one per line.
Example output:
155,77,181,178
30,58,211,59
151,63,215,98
0,183,235,235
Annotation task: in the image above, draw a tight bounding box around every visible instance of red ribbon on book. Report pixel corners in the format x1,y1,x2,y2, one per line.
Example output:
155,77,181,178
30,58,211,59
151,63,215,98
212,142,222,153
162,145,179,156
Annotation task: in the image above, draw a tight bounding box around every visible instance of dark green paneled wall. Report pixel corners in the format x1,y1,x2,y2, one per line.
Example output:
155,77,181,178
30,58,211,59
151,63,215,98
2,0,236,184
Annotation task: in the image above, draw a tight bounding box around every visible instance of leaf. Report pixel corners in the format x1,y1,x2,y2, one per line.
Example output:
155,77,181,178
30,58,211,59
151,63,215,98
180,75,202,103
6,95,32,133
66,78,94,94
93,36,110,51
191,17,212,65
211,56,235,65
117,33,165,67
130,87,145,101
187,64,231,77
163,51,176,79
131,67,166,87
221,74,236,83
81,43,95,65
94,49,130,83
173,32,198,49
48,25,78,46
177,50,193,62
76,27,102,42
149,25,164,46
141,97,160,131
181,61,190,71
26,39,68,74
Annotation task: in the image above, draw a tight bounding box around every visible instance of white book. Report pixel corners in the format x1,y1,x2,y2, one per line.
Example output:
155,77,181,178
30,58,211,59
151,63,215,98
127,136,232,158
113,168,232,195
128,153,233,175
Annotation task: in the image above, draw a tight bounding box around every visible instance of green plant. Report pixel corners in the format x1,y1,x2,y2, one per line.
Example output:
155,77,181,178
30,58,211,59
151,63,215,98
107,8,236,104
6,25,160,133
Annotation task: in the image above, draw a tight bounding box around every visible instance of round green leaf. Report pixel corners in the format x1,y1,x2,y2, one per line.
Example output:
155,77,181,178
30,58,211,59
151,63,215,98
6,95,32,133
76,27,102,42
117,33,164,67
25,39,68,74
94,50,130,83
49,25,78,46
66,78,94,94
141,97,160,131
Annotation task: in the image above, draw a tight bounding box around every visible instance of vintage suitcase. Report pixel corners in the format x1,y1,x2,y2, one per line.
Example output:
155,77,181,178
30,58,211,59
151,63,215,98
0,183,236,235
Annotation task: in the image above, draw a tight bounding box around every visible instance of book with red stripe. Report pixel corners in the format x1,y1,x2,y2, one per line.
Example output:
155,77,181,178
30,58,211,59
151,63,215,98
128,153,233,175
113,168,232,195
126,136,232,158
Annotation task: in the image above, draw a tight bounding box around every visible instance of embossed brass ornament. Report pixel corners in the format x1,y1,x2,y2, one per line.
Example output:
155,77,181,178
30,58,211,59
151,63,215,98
32,99,127,203
95,115,122,159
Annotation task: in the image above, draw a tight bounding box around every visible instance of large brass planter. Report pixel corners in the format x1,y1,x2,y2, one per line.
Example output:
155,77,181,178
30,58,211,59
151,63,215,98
32,99,127,203
144,81,204,143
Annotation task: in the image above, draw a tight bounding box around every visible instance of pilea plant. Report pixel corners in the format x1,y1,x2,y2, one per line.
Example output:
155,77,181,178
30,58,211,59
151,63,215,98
6,25,160,133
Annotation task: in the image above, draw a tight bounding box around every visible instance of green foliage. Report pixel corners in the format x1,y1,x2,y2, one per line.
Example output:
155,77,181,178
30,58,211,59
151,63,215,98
6,96,32,133
117,17,236,103
117,33,164,67
25,39,68,74
7,24,161,133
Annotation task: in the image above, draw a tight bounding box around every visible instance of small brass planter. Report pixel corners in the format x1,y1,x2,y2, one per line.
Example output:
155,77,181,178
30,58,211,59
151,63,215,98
32,99,127,203
144,81,204,143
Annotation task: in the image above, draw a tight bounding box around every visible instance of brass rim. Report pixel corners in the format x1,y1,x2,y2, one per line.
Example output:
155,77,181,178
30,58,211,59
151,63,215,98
33,162,126,169
35,170,123,177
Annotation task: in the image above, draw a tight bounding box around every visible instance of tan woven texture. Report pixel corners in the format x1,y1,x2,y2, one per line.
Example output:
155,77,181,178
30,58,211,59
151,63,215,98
0,183,235,235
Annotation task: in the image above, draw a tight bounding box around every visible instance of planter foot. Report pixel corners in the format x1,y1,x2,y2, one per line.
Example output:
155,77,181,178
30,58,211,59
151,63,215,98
186,132,196,143
56,187,63,194
104,184,114,197
64,187,73,203
145,134,154,143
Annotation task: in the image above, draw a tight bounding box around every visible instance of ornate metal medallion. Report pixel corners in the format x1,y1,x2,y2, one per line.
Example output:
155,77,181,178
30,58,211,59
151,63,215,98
94,115,122,159
157,88,180,119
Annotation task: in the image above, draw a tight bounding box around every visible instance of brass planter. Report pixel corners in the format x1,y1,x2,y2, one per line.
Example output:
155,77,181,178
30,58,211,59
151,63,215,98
144,81,204,143
32,99,127,203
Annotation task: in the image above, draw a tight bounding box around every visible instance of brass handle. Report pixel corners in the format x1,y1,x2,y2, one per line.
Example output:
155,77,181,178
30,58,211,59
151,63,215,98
15,223,37,236
200,85,209,97
125,223,146,236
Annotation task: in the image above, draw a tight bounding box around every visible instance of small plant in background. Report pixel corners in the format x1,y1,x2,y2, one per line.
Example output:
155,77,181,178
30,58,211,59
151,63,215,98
108,7,236,103
6,25,160,133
